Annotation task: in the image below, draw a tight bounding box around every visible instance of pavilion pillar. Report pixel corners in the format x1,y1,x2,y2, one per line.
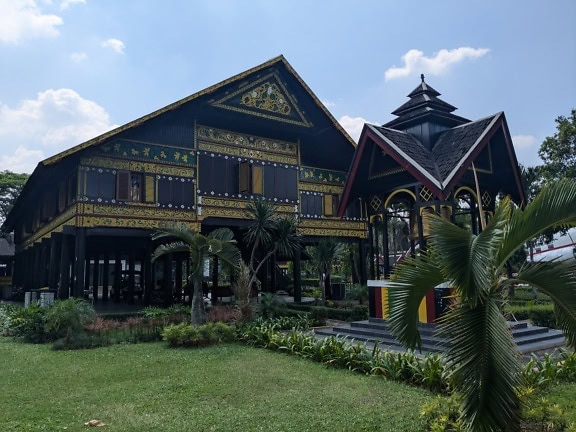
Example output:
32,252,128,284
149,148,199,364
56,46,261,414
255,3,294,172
367,219,375,280
163,254,173,305
58,235,71,299
143,242,153,305
175,254,183,303
33,243,42,290
374,217,381,279
292,247,301,303
128,251,135,304
113,251,122,302
92,253,100,303
48,234,62,292
73,227,86,297
102,254,110,302
358,239,367,285
211,255,218,305
382,212,390,278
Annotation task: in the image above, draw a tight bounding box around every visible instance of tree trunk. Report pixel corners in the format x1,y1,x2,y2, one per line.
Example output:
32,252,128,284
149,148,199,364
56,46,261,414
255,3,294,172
320,271,326,305
191,277,206,326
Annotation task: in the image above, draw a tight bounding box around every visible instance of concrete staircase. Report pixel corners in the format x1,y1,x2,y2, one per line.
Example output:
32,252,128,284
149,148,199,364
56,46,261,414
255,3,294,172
314,318,565,356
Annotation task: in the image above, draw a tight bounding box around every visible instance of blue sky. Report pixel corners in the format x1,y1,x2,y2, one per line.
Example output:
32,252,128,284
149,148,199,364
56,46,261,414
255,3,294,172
0,0,574,173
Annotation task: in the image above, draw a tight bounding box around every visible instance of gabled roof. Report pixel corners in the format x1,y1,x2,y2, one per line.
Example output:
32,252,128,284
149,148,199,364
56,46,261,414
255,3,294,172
41,55,355,167
338,111,526,214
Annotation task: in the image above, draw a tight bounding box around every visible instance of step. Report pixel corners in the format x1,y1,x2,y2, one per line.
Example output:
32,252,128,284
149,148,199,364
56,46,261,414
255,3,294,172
328,325,450,348
513,329,565,346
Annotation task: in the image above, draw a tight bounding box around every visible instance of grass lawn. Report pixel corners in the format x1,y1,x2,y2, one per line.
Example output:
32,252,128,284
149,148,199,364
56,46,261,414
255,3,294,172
0,339,432,432
545,383,576,424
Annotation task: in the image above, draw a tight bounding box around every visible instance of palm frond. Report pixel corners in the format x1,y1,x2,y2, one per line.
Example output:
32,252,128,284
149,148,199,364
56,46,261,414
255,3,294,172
273,216,301,258
244,198,277,248
151,242,189,262
514,262,576,348
208,227,236,242
388,254,446,350
440,296,521,431
498,179,576,266
152,221,197,245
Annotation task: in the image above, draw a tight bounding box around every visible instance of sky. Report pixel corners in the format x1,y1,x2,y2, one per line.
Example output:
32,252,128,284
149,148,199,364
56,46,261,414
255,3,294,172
0,0,574,174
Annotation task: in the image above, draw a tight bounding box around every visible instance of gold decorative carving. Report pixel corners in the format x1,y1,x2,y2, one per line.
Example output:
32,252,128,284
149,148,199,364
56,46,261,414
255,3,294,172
299,182,343,194
240,82,291,115
299,219,366,231
83,204,196,219
81,156,194,177
198,142,298,165
298,227,367,239
197,125,297,155
79,216,199,231
201,197,294,213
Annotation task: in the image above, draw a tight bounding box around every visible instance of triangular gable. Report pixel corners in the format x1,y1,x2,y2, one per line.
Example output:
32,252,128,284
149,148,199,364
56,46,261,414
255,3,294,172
211,72,311,127
41,55,354,167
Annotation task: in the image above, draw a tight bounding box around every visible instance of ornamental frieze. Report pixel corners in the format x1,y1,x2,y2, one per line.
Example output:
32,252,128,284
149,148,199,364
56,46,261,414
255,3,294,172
299,182,343,194
197,143,298,165
298,227,367,239
82,204,196,220
299,219,366,231
78,216,199,231
197,125,297,155
81,156,194,177
200,197,295,214
97,140,196,166
300,167,346,185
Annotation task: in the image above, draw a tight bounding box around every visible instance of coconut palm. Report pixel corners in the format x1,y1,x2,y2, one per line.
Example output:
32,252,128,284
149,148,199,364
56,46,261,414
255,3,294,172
152,223,241,325
388,179,576,431
309,237,343,304
244,198,301,294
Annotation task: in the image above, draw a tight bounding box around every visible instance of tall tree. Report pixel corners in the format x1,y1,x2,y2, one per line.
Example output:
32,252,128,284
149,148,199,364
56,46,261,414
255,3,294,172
388,179,576,432
308,237,343,304
0,170,29,225
244,198,301,295
152,223,240,325
539,108,576,181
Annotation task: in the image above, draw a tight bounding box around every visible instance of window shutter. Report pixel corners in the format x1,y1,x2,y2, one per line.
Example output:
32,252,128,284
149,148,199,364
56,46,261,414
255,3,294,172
239,161,250,193
116,171,131,201
252,165,263,195
324,194,333,216
144,175,156,203
332,194,340,216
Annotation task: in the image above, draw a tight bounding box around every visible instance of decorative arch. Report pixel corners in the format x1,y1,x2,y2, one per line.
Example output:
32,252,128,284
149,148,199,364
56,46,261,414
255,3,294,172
384,188,417,208
454,186,478,203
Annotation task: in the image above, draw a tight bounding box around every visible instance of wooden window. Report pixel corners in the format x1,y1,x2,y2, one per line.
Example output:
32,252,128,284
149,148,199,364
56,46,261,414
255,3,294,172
116,171,131,201
252,165,263,195
301,193,323,218
324,194,339,217
157,176,194,208
199,153,238,196
144,175,156,203
263,165,297,201
345,198,363,219
86,168,115,200
239,161,250,193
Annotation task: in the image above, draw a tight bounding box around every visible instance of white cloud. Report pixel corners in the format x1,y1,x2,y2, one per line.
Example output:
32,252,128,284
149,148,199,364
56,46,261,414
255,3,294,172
385,47,490,81
0,88,118,173
60,0,85,10
70,51,87,62
338,115,372,142
101,38,125,54
0,0,63,43
512,134,537,150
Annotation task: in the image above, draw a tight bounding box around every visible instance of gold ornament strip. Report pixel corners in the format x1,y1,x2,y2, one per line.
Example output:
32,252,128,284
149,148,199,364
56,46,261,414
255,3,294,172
198,142,298,165
197,125,297,155
298,227,367,239
80,156,194,177
23,206,77,248
299,218,366,230
78,215,199,231
299,182,343,194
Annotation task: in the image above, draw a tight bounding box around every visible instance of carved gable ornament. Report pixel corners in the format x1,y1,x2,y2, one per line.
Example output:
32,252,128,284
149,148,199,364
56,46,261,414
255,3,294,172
212,72,311,127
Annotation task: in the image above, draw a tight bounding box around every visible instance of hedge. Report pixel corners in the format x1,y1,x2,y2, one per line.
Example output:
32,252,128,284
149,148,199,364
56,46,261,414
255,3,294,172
287,304,368,322
505,304,556,328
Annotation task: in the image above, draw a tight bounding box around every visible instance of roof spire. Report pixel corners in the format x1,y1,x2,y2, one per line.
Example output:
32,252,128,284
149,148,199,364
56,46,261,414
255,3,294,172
421,73,425,83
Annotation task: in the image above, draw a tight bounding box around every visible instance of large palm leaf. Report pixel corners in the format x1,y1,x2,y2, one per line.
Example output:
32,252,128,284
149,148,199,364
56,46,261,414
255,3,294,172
389,179,576,431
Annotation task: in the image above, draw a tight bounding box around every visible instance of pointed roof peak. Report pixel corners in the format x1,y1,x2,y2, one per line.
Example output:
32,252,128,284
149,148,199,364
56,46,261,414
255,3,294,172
390,76,456,118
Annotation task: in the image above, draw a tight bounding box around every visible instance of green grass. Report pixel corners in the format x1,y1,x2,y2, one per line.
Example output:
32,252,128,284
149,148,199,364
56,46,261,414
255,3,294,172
0,339,432,431
545,383,576,424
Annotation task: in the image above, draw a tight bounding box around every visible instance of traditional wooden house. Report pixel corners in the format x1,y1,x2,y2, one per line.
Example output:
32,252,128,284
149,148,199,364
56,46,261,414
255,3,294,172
339,74,525,321
2,56,368,305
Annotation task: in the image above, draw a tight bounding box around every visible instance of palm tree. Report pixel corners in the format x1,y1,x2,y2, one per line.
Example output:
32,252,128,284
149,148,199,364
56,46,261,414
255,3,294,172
244,198,301,295
309,237,343,304
388,179,576,431
152,223,241,325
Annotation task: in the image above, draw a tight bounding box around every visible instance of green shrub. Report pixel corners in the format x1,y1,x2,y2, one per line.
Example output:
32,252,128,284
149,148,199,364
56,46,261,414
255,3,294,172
350,305,368,321
259,293,286,319
8,302,48,343
506,304,556,328
345,284,369,305
420,394,463,431
0,303,18,336
52,331,109,351
162,322,235,348
45,298,95,340
309,308,327,326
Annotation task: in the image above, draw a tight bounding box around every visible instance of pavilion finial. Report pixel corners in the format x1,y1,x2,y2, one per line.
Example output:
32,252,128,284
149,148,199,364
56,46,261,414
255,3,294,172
421,73,425,83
